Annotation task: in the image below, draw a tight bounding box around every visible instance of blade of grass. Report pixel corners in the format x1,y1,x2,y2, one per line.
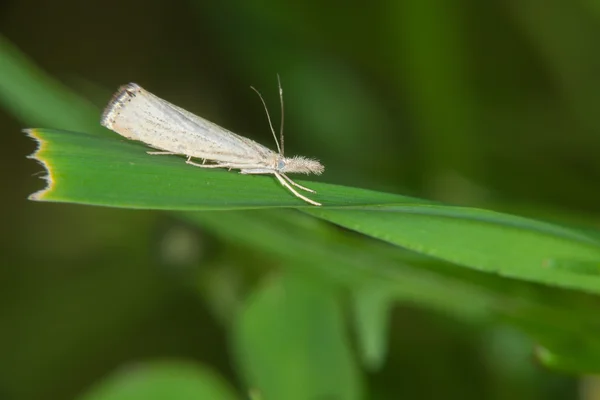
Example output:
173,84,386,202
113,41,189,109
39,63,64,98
25,128,424,209
232,271,363,400
26,126,600,295
306,207,600,294
76,361,239,400
0,37,102,134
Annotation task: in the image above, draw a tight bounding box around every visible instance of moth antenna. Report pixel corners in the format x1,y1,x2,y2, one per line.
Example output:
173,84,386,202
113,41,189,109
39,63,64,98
277,74,285,156
250,85,281,154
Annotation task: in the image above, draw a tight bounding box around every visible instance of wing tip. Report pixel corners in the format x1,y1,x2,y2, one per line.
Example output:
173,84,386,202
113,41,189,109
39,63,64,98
101,83,143,130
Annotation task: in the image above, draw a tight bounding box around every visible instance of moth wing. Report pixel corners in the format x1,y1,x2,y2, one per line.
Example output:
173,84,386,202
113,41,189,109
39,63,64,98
101,83,273,162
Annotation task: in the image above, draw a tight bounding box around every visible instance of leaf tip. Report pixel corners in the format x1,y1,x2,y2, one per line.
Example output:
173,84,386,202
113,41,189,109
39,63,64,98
24,128,54,201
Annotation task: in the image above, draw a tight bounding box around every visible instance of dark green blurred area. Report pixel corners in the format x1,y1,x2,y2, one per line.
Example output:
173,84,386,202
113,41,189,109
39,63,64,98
2,0,600,399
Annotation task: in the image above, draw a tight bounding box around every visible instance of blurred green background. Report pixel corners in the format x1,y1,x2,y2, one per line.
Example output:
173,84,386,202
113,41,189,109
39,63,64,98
2,0,600,399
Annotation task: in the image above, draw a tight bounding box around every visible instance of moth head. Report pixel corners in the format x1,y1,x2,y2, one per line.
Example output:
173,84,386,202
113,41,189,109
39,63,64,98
278,156,324,175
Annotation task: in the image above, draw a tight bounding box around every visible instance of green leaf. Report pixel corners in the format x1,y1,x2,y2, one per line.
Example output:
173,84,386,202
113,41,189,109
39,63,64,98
76,361,239,400
351,283,395,371
25,128,422,208
27,127,600,296
232,270,363,400
306,207,600,294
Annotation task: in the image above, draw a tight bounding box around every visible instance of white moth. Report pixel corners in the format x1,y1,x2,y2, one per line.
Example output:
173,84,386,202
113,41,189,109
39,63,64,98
100,79,324,205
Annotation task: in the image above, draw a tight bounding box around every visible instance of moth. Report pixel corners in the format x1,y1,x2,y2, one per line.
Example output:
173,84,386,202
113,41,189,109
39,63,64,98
100,79,324,205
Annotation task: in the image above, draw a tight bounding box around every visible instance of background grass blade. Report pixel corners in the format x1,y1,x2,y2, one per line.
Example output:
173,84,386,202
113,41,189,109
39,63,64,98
232,270,363,400
76,361,239,400
0,37,101,134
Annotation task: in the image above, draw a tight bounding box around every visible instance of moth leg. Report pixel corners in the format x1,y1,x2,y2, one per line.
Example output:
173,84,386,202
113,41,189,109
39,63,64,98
274,173,321,206
241,169,315,192
186,157,250,169
147,151,176,155
186,157,224,168
243,169,316,193
280,173,316,193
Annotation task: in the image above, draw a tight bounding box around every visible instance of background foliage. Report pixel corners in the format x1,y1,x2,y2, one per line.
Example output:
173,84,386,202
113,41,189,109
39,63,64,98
2,0,600,399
